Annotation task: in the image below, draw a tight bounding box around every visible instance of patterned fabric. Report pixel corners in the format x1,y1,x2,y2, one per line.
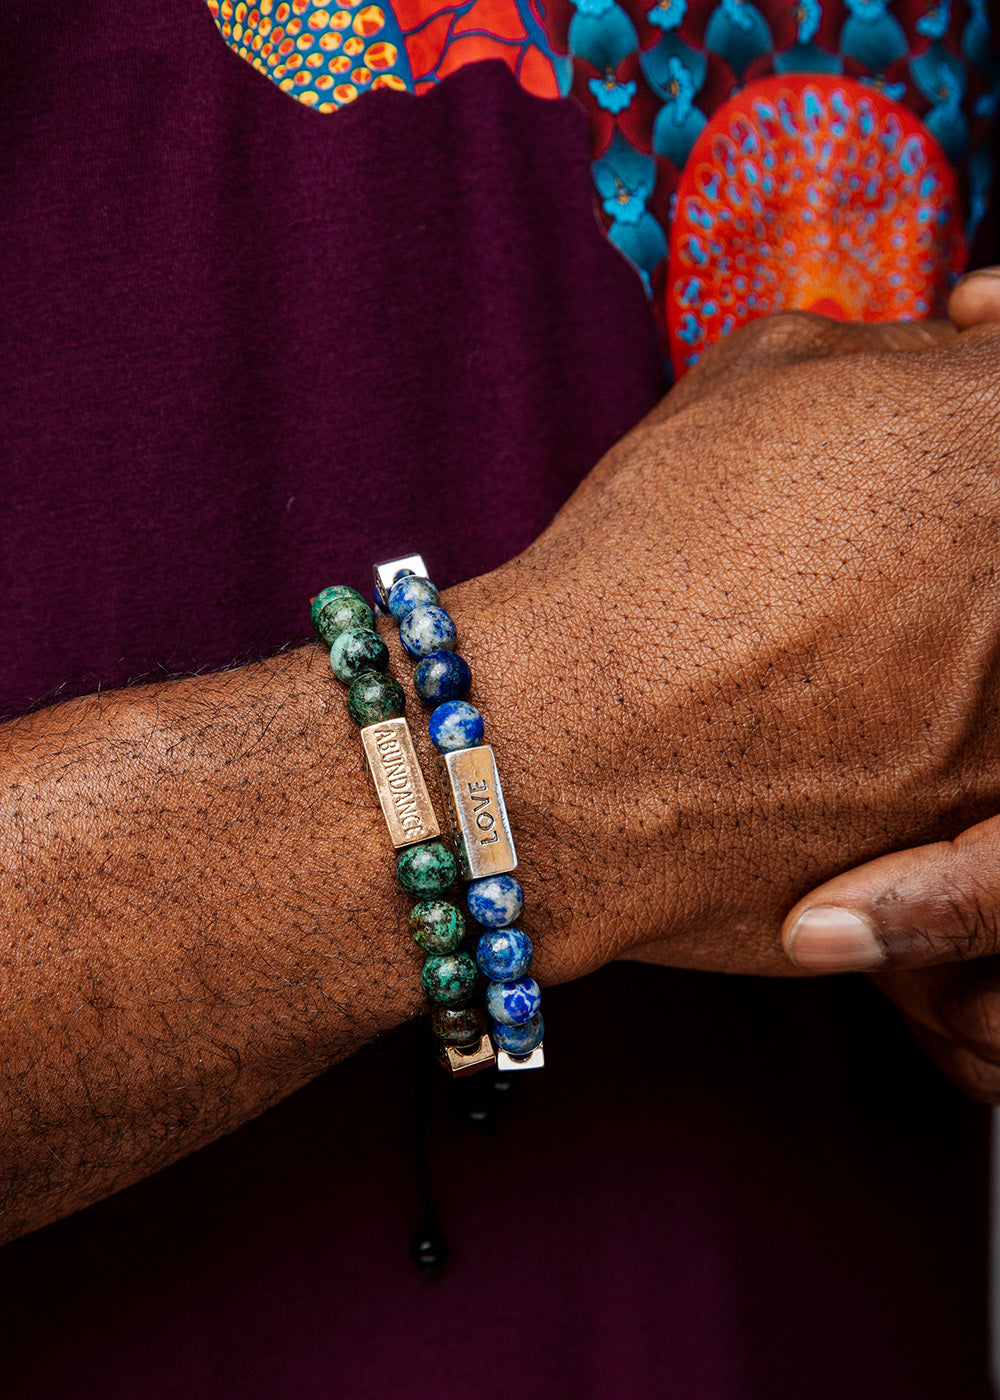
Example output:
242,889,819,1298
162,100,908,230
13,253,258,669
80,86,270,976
207,0,997,370
666,75,964,367
206,0,568,102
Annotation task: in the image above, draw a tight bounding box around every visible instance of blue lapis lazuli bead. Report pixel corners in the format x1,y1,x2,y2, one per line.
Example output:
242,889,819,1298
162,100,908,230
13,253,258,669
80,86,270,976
428,700,484,752
414,650,471,704
388,575,440,620
493,1013,544,1055
467,874,523,927
477,928,533,981
485,975,541,1026
399,605,457,659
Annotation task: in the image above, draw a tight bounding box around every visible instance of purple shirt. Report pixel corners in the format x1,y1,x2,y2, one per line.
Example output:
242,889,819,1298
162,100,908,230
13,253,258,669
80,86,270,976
0,5,989,1395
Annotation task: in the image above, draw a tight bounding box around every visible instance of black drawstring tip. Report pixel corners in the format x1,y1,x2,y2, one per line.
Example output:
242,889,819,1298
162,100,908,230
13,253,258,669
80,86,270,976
409,1226,449,1276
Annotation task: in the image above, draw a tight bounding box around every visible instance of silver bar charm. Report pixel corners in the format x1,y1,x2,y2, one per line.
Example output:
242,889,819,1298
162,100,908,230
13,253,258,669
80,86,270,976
360,717,440,849
437,745,517,880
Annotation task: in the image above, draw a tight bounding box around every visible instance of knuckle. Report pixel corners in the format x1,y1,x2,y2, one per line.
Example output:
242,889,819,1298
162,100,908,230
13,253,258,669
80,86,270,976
932,867,1000,959
949,1045,1000,1105
952,999,1000,1065
941,964,1000,1064
733,310,832,360
682,310,832,385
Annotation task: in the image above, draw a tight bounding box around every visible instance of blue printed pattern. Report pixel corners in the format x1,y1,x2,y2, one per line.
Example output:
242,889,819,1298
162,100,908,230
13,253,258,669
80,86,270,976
211,1,997,367
556,0,997,350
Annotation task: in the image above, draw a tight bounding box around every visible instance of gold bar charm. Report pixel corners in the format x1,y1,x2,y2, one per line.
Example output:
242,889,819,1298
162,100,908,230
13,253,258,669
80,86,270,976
442,1034,497,1076
360,717,440,849
437,745,517,880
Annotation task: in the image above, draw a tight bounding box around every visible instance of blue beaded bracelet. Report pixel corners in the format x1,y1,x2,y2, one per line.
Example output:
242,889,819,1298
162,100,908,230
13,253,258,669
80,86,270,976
311,583,494,1077
374,557,545,1071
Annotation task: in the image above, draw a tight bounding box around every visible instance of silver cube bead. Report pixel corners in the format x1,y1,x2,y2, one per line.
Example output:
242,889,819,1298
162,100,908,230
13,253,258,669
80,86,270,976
497,1043,545,1071
373,554,429,611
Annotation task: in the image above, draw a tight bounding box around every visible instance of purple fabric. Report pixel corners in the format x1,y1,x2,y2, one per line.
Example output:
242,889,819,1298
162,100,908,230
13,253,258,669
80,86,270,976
0,3,661,714
1,968,991,1399
0,5,990,1396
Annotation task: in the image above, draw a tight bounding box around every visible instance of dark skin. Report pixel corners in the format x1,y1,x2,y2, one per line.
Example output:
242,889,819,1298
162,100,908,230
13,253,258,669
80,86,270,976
0,649,427,1241
3,284,1000,1244
782,267,1000,1105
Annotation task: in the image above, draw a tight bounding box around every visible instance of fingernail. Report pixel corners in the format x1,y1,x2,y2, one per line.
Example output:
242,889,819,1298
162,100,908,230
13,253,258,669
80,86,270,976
958,266,1000,281
785,906,885,972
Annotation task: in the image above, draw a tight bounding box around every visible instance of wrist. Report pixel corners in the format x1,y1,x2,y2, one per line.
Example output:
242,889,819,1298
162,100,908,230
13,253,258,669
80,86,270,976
429,564,687,986
223,643,428,1048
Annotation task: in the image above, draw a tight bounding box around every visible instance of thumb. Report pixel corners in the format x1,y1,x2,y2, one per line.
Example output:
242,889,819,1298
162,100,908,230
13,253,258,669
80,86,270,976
949,267,1000,330
782,817,1000,973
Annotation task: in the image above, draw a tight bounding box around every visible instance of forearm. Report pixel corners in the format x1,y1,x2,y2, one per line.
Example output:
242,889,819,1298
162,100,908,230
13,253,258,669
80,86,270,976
0,643,424,1243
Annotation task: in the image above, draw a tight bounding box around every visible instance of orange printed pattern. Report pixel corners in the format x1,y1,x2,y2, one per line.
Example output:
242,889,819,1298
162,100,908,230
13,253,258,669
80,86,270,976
667,77,964,372
207,0,568,110
205,2,982,373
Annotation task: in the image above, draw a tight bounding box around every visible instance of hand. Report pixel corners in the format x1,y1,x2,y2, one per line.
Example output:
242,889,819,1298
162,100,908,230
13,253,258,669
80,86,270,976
782,822,1000,1102
445,299,1000,985
6,284,1000,1237
779,266,1000,1103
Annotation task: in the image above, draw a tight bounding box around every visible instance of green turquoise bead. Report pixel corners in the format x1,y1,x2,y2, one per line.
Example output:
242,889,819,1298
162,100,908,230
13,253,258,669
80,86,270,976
431,1005,487,1046
314,593,374,645
310,585,365,632
421,952,477,1008
346,672,405,726
396,841,457,898
330,628,389,684
409,899,465,954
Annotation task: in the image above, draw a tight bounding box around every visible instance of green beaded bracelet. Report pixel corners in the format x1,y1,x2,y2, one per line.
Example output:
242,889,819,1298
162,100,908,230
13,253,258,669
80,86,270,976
311,584,495,1077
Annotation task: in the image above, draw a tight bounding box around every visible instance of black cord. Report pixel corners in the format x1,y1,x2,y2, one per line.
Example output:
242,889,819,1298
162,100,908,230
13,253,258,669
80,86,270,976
408,1023,520,1276
409,1026,449,1276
